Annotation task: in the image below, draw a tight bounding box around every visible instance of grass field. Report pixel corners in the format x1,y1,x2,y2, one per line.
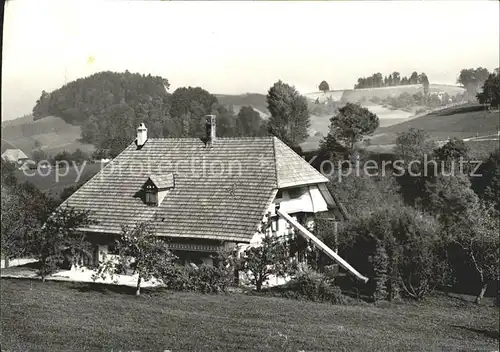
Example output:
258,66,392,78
1,115,95,158
1,279,498,351
371,109,499,145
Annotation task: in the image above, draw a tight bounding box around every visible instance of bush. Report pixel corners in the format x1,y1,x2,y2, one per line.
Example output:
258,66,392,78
287,267,347,305
162,264,233,294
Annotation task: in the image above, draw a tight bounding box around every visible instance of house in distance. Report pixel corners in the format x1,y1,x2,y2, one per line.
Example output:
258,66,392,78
61,115,366,281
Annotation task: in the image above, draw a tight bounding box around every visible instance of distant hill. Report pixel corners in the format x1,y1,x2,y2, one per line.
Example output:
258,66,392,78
215,94,269,118
304,84,465,103
1,115,95,158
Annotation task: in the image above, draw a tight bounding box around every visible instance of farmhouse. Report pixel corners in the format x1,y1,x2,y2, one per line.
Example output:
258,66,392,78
60,116,366,280
1,148,28,166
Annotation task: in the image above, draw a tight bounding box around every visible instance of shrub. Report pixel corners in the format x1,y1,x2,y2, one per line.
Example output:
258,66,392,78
288,267,347,305
163,264,233,294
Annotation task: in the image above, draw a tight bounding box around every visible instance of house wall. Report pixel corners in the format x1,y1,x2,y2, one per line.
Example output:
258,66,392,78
246,184,329,249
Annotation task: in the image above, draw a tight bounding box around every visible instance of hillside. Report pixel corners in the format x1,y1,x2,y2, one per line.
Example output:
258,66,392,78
371,105,499,145
215,93,269,118
304,84,465,104
1,115,95,158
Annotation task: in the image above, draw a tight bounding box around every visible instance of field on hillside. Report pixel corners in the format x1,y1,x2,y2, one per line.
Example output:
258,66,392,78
304,84,465,103
1,115,95,157
1,279,498,351
371,109,499,145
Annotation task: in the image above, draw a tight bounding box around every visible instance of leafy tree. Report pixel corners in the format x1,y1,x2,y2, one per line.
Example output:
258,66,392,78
32,90,51,120
418,73,430,96
340,206,447,301
93,222,177,295
325,102,379,151
409,71,419,85
239,234,291,291
326,173,402,218
395,128,435,163
471,149,500,212
267,80,311,147
54,150,73,164
319,80,330,93
442,201,499,303
1,163,57,267
457,67,490,99
169,86,218,138
434,137,469,166
71,149,88,165
60,184,83,203
27,205,96,280
236,106,266,137
32,149,48,164
476,72,500,109
392,72,401,86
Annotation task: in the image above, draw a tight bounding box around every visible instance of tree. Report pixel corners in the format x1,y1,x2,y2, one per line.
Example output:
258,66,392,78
471,149,500,212
409,71,419,85
340,206,447,301
443,202,499,303
476,72,500,109
434,137,469,163
169,87,218,138
395,128,436,163
1,163,57,267
27,205,96,280
71,149,88,165
418,73,430,96
32,149,48,164
239,234,291,291
457,67,490,100
325,102,379,151
392,72,401,86
236,106,265,137
93,222,177,295
319,81,330,93
267,81,311,147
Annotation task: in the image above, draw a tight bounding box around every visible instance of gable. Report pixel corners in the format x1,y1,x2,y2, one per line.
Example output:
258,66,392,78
273,137,328,188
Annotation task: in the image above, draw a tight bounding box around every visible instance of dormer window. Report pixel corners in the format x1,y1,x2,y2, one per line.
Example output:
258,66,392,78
141,174,175,207
144,184,158,206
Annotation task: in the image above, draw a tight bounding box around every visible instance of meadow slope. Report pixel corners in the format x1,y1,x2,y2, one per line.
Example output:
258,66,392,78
1,115,95,157
1,279,498,351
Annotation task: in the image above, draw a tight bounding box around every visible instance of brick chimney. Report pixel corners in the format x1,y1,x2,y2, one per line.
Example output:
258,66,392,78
136,123,148,147
205,115,216,145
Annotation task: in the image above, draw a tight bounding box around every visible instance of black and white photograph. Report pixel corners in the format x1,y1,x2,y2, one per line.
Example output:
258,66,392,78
1,0,499,350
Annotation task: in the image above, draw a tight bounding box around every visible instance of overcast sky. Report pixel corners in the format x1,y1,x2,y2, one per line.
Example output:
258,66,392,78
2,0,499,120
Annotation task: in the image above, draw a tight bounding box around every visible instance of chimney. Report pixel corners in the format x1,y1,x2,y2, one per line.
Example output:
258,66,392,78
205,115,216,145
137,123,148,147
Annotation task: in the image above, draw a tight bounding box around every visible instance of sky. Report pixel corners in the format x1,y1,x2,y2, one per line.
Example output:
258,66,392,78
2,0,499,121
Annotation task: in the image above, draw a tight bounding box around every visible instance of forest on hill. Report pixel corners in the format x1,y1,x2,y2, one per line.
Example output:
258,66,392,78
32,71,268,157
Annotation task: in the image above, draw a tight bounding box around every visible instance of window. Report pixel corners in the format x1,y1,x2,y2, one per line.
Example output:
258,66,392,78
144,184,158,206
276,190,283,199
